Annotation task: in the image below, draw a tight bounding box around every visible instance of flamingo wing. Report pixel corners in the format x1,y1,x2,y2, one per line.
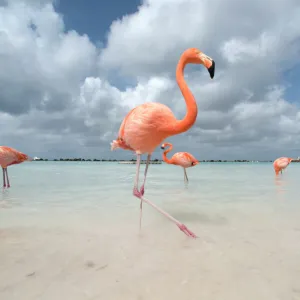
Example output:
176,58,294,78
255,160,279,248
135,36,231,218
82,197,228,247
0,146,19,167
171,152,198,168
274,157,290,169
0,146,30,167
112,102,177,154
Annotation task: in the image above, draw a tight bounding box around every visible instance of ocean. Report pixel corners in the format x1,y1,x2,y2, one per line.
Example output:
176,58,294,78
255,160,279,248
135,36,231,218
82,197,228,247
1,161,300,300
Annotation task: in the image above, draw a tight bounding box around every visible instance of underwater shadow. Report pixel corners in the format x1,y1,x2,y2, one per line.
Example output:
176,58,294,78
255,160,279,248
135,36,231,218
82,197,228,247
168,210,228,225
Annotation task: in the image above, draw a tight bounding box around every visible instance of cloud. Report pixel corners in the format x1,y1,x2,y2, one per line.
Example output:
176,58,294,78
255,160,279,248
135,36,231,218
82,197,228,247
100,0,300,76
0,0,300,160
98,0,300,159
0,1,107,158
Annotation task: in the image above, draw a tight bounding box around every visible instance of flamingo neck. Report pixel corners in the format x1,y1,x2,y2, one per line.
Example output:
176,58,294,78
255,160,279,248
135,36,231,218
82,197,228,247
162,144,173,164
167,55,198,136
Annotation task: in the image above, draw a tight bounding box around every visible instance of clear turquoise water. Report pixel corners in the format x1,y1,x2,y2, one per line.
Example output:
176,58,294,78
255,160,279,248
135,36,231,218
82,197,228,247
1,161,299,215
1,162,300,300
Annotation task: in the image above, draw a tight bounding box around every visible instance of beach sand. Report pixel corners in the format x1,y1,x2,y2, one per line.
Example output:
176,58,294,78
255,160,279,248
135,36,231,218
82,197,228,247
1,201,300,300
1,162,300,299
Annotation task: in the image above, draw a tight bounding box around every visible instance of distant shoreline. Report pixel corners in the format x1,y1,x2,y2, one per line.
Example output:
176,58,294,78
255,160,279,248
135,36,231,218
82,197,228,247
32,158,300,163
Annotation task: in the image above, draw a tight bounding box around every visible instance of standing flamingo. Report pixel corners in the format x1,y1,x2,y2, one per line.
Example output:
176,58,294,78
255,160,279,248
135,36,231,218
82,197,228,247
273,157,293,175
111,47,215,238
161,142,199,183
0,146,32,188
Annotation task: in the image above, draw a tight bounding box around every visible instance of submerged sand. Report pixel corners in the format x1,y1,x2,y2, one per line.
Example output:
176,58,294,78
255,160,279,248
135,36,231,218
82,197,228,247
1,201,300,300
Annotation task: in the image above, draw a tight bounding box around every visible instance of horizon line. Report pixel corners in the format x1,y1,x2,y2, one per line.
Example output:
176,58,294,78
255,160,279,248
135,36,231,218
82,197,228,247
31,158,300,162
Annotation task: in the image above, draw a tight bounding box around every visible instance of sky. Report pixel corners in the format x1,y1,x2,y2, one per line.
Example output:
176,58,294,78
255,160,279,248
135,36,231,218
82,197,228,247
0,0,300,160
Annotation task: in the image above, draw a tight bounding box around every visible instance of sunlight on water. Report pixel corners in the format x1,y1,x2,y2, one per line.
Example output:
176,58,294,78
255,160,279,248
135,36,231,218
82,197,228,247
1,162,300,300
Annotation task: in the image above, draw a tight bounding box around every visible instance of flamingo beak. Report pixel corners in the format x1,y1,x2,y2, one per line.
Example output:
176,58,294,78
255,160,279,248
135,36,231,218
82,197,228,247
199,53,215,79
207,60,215,79
161,146,165,150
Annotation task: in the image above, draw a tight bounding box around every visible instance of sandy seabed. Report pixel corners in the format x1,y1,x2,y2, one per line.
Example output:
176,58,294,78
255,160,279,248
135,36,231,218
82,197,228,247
1,203,300,300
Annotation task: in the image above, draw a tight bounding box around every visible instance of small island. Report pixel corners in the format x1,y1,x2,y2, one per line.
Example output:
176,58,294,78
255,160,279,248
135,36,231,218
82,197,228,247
32,158,300,163
32,157,163,163
118,160,162,164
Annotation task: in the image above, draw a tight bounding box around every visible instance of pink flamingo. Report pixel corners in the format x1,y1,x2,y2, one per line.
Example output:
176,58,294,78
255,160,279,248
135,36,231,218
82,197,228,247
161,142,199,183
0,146,32,188
111,48,215,238
273,157,293,175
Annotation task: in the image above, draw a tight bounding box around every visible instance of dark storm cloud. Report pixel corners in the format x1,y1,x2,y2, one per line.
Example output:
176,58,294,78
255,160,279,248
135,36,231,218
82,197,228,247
0,82,42,115
0,78,72,115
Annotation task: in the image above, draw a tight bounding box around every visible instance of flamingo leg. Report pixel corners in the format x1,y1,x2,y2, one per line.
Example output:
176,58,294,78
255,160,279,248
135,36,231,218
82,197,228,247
5,168,10,188
133,154,144,229
2,168,6,188
138,154,151,230
138,194,197,238
140,154,151,195
133,155,196,238
184,168,189,182
133,154,142,194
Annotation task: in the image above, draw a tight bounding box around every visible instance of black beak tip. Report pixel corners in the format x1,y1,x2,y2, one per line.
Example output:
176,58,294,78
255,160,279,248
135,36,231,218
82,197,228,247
208,60,215,79
161,146,164,150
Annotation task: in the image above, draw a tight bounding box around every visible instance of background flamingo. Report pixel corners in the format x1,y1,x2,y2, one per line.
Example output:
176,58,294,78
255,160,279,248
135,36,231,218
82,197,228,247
273,157,293,175
161,142,199,183
0,146,32,188
110,47,215,238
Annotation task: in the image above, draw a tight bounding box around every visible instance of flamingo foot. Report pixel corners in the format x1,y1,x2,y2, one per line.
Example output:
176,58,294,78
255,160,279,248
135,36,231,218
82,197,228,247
177,224,197,238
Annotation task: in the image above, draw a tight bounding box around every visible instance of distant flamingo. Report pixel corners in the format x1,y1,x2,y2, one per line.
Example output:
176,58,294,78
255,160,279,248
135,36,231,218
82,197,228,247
111,48,215,238
273,157,293,175
161,142,199,183
0,146,32,188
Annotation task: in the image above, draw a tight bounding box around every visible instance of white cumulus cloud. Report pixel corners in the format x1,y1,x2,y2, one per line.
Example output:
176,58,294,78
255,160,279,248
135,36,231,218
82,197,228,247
0,0,300,160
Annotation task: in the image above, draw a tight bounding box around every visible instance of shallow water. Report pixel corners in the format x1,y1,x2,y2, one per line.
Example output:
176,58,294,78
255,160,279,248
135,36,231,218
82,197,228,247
1,162,300,300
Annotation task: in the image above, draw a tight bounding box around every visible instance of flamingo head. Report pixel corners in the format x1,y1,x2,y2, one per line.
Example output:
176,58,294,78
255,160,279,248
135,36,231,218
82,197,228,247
184,48,215,79
161,142,172,150
191,161,200,166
